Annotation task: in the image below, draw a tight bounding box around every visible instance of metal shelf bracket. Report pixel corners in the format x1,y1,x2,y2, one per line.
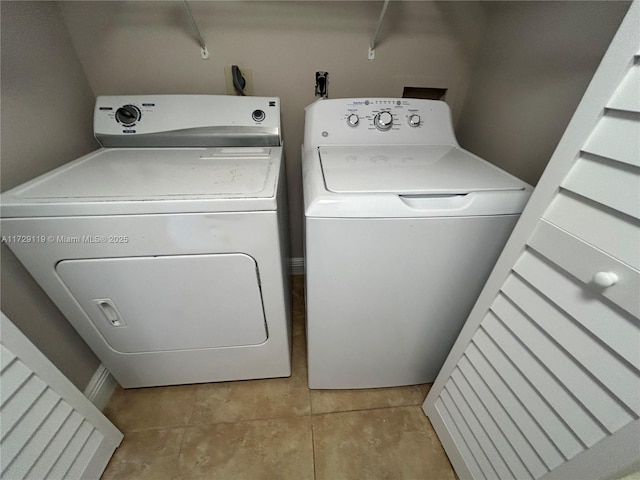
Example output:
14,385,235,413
182,1,209,60
368,0,391,60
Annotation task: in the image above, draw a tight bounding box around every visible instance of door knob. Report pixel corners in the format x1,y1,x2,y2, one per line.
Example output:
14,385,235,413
592,271,618,288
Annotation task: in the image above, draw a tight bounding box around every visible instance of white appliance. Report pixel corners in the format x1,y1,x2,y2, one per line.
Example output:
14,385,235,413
302,98,532,389
1,95,292,388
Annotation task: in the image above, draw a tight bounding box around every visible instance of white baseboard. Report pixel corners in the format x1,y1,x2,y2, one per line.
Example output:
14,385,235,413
288,257,304,275
83,364,118,411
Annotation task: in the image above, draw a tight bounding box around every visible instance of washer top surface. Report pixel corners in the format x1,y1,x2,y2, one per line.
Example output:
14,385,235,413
303,98,532,218
319,145,525,195
1,146,283,217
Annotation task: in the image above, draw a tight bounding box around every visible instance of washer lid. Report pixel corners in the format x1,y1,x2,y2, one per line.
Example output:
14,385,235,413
1,147,282,216
319,145,526,194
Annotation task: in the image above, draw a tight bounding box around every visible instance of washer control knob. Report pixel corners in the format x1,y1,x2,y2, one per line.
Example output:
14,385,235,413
252,109,266,122
409,114,421,127
347,114,359,127
593,271,619,288
374,111,393,131
115,105,141,126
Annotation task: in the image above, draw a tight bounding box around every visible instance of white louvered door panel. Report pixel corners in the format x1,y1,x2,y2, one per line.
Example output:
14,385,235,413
0,314,122,480
423,3,640,480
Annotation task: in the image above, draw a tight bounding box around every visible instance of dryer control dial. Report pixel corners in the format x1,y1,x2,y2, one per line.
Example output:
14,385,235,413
115,105,141,126
374,111,393,131
347,114,359,127
252,109,266,122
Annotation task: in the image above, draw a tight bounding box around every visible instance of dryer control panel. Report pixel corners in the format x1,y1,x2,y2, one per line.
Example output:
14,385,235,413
94,95,281,148
304,98,458,148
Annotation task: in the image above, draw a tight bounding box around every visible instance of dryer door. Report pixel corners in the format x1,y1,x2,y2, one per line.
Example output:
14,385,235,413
56,253,267,353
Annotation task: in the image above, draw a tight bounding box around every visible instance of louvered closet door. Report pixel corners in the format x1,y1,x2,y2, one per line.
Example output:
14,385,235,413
1,314,122,479
423,3,639,480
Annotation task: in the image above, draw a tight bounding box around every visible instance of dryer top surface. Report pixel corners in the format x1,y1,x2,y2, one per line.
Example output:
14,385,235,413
1,146,283,217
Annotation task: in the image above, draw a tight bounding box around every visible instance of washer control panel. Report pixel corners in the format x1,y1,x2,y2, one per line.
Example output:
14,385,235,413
342,99,428,132
306,98,457,147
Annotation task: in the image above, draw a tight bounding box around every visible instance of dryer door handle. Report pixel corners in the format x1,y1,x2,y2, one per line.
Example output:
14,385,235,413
94,298,126,327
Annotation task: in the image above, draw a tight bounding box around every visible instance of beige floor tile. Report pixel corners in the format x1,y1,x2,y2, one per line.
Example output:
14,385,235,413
175,416,314,480
103,384,198,432
190,334,310,424
118,427,185,457
310,383,431,414
101,454,180,480
100,428,185,480
312,405,455,480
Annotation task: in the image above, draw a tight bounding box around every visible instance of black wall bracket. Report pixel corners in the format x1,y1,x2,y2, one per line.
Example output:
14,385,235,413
315,71,329,98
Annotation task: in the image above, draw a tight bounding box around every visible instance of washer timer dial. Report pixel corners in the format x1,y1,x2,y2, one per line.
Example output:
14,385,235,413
115,104,141,126
374,111,393,131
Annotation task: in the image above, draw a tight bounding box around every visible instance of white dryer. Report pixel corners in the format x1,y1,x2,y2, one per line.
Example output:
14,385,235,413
1,95,291,388
303,98,532,389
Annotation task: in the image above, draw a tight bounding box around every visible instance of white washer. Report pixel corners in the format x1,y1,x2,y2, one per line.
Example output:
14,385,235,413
303,98,532,389
1,95,292,388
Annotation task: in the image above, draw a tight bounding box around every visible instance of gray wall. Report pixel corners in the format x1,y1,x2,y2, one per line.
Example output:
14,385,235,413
1,1,100,389
58,1,489,259
457,1,631,186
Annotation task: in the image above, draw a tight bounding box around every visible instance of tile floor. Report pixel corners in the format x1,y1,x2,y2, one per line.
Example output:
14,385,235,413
100,276,456,480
